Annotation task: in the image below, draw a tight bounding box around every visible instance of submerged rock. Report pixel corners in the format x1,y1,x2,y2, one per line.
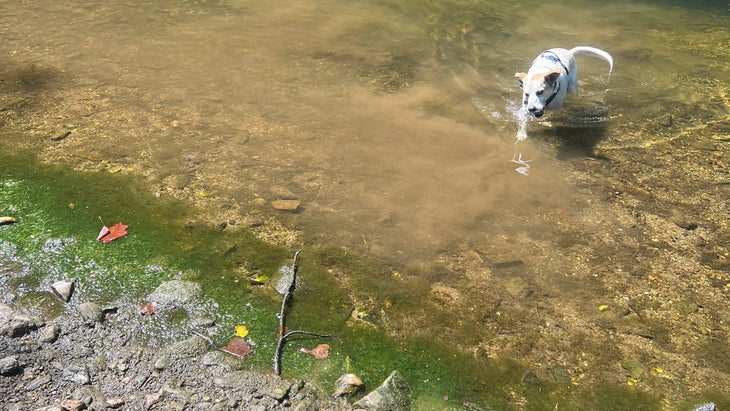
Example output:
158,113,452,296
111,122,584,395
354,370,411,410
271,199,301,212
148,280,201,306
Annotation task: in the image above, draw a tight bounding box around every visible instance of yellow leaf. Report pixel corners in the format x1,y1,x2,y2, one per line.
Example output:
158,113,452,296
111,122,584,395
235,325,249,338
598,305,609,311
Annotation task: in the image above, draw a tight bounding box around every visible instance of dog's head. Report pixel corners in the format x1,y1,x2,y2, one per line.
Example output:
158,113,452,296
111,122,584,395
514,70,562,118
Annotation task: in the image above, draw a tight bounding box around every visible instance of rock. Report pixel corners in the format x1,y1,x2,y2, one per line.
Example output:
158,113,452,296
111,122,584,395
38,325,61,343
3,314,44,337
148,280,201,306
0,355,20,375
165,335,209,359
51,280,75,302
60,398,86,411
72,386,106,408
354,370,411,411
25,374,52,391
77,303,103,324
62,365,90,385
334,373,363,397
35,406,63,411
271,199,301,212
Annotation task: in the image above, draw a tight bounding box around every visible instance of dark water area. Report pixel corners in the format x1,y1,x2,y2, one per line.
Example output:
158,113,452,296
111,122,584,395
1,0,729,408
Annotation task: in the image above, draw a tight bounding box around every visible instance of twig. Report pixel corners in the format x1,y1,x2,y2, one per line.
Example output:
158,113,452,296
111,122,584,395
273,250,330,375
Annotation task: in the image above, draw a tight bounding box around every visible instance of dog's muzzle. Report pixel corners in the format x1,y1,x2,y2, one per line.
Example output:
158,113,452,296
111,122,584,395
528,107,544,117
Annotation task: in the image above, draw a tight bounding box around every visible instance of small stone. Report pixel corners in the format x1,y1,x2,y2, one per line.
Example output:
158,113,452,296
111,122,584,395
77,302,103,324
36,406,64,411
334,373,364,397
38,325,61,344
271,199,301,212
51,280,75,302
154,354,171,370
60,398,86,411
0,355,20,375
105,398,124,409
62,365,90,385
145,393,163,408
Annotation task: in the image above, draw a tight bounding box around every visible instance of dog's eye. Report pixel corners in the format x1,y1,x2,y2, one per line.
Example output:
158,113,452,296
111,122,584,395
536,90,544,96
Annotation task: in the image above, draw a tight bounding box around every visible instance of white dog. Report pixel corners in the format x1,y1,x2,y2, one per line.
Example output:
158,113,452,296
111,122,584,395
515,46,613,141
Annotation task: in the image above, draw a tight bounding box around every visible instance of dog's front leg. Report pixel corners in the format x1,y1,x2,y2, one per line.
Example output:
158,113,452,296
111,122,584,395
516,118,528,141
516,107,529,141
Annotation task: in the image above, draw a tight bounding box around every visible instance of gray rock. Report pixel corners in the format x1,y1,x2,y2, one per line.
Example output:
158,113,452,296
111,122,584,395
354,370,411,411
0,355,20,375
34,406,63,411
148,280,201,306
62,364,90,385
38,324,61,343
3,314,44,337
25,374,52,391
50,280,75,302
77,302,103,324
165,335,209,359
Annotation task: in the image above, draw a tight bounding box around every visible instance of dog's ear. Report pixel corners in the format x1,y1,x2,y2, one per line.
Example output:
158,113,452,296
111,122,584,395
544,70,562,86
514,72,526,87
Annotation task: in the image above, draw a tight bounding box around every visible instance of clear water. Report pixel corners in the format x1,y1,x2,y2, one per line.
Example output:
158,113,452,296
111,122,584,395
1,0,729,409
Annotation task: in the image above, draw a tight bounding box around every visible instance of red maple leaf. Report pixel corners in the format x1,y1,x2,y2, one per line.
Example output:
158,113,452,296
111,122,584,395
99,222,129,243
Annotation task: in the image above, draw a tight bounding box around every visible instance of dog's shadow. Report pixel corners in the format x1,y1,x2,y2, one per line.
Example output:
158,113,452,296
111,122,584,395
530,101,611,160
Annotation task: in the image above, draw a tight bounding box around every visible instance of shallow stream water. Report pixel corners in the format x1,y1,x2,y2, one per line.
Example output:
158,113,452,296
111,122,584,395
1,0,729,409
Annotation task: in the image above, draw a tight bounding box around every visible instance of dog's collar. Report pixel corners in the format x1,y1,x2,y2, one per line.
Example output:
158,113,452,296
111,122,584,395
540,50,570,76
545,81,561,108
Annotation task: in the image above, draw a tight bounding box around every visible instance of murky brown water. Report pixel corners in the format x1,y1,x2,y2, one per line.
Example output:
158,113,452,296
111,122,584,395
2,0,729,407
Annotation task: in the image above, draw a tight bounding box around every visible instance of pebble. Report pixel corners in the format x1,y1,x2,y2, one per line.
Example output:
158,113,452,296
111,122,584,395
105,398,124,409
25,374,52,391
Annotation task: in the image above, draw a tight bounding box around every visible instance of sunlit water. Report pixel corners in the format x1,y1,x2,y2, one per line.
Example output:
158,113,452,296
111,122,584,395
1,0,729,407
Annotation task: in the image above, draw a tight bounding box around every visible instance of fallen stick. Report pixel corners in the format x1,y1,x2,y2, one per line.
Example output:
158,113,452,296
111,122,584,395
273,250,330,375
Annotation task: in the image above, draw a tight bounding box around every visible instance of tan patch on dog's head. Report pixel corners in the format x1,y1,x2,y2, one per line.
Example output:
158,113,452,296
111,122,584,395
530,69,563,85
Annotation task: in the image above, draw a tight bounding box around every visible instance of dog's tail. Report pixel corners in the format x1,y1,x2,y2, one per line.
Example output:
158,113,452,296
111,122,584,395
569,46,613,76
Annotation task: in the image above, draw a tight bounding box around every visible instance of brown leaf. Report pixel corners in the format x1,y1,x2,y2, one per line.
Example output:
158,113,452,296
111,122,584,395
220,337,253,358
299,343,329,360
